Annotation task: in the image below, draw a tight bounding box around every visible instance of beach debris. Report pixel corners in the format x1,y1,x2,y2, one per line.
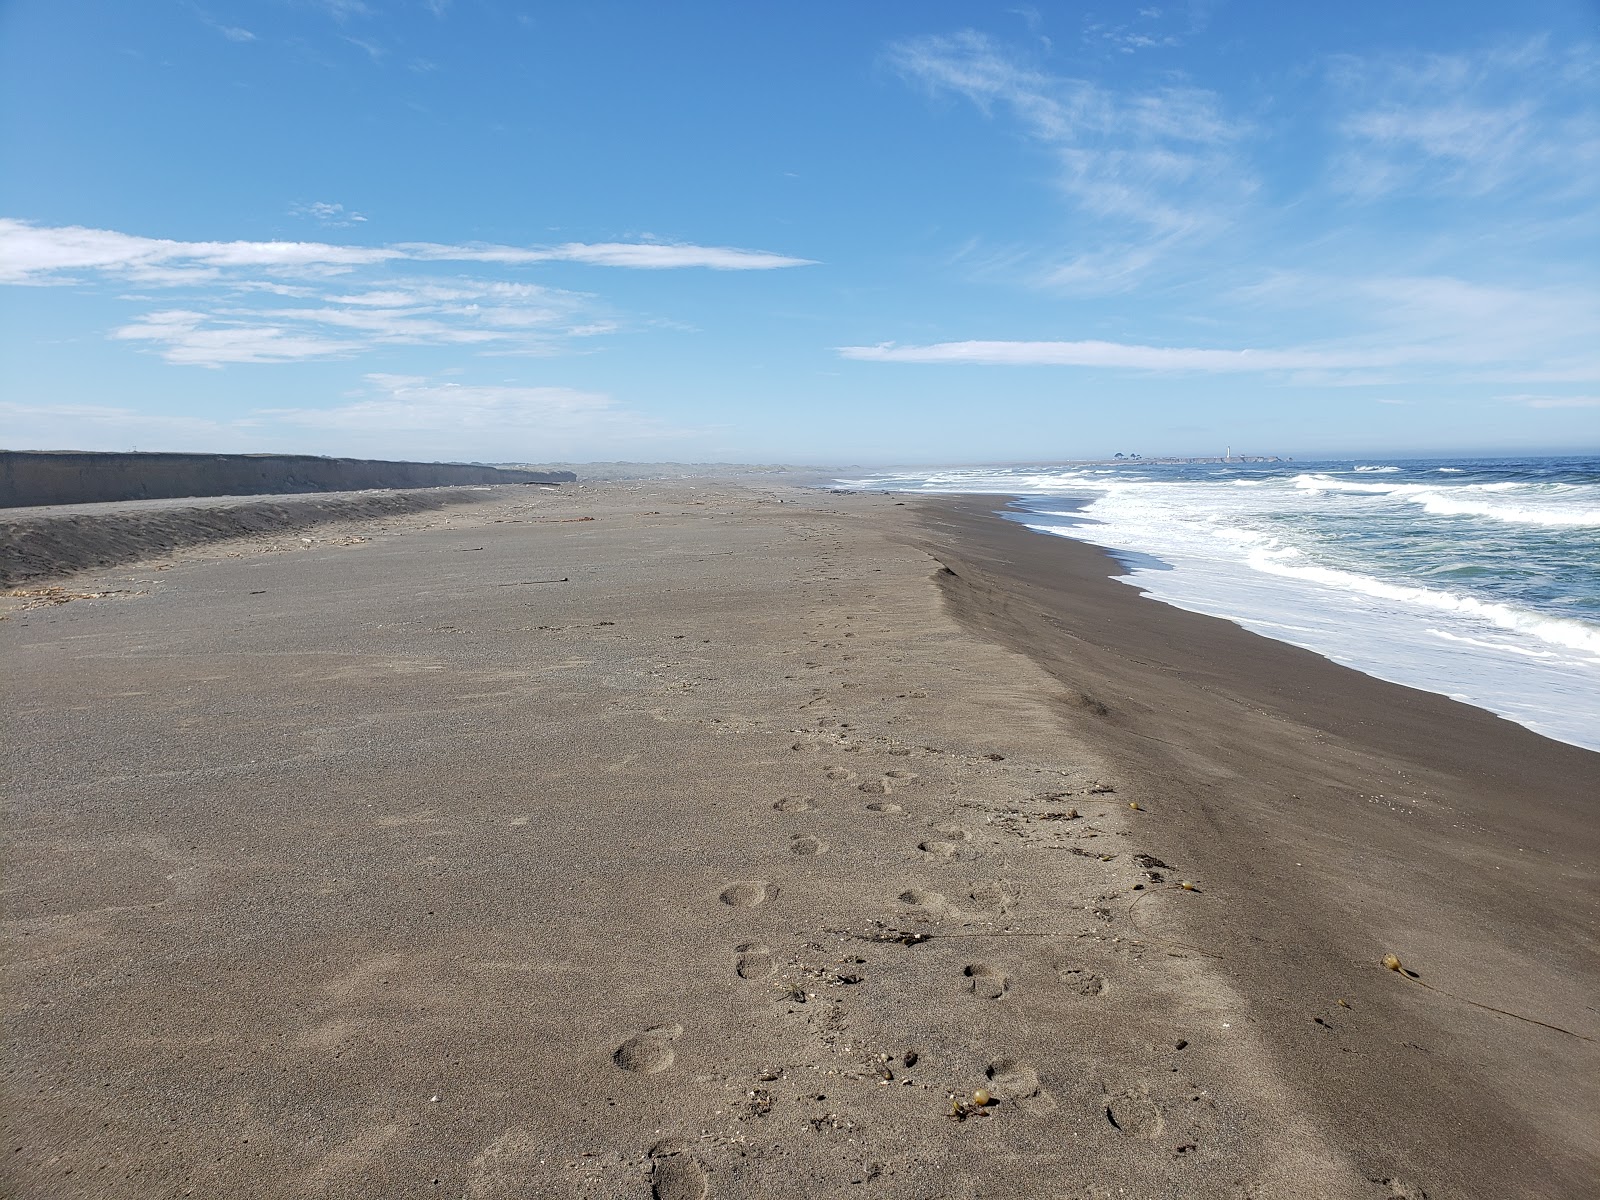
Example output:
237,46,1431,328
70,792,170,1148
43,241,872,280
774,980,807,1003
2,585,121,613
1338,998,1352,1009
1128,801,1142,811
1179,881,1200,891
949,1090,995,1120
1088,782,1116,794
745,1089,774,1116
1380,952,1594,1041
1382,953,1416,978
835,921,931,946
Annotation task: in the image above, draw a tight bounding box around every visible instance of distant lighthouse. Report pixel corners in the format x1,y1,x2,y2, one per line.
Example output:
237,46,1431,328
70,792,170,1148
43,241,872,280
1224,445,1231,462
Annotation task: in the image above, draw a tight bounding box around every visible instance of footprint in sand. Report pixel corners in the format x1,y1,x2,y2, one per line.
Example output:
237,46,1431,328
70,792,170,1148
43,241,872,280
885,770,919,782
897,888,950,916
858,778,892,795
719,881,776,907
824,767,857,783
964,963,1010,999
734,943,775,980
986,1058,1056,1113
1075,973,1110,996
613,1024,683,1074
919,827,973,859
1054,963,1110,996
773,797,815,812
1105,1090,1165,1140
967,880,1019,912
649,1141,709,1200
866,800,903,814
789,835,826,857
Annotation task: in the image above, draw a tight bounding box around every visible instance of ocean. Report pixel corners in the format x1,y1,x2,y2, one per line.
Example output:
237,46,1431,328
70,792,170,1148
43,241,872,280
836,456,1600,754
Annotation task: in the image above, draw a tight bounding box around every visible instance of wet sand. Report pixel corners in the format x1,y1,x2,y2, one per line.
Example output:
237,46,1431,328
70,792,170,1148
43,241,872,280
3,481,1595,1198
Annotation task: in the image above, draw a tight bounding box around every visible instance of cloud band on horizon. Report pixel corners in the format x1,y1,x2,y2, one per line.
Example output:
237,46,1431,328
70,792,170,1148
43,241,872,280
0,218,816,285
838,339,1399,371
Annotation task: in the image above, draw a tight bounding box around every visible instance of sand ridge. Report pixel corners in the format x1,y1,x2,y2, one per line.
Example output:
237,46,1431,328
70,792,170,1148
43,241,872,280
4,480,1569,1197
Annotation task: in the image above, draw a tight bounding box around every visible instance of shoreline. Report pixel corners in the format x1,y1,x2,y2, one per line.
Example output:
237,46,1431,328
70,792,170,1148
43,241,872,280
978,490,1599,755
839,456,1600,758
912,494,1600,1192
4,480,1595,1197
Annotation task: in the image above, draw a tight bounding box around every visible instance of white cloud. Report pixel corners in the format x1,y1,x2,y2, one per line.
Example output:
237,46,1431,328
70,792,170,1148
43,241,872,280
112,310,366,365
1221,272,1600,383
314,0,372,19
0,219,814,285
0,220,399,283
193,9,257,42
1502,394,1600,409
839,339,1388,371
838,299,1600,384
106,277,601,366
1329,38,1600,201
402,240,816,270
0,218,812,368
886,30,1251,289
292,201,368,226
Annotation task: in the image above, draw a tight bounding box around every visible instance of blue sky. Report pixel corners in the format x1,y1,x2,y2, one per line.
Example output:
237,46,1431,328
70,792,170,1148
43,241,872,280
2,1,1597,464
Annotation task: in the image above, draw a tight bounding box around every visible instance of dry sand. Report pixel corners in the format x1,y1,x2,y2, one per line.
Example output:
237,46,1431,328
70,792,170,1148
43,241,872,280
3,480,1596,1199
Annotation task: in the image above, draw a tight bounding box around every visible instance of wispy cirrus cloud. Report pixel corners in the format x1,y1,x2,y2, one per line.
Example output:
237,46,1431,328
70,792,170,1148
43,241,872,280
0,218,811,367
1082,4,1209,55
290,200,368,226
886,30,1251,289
109,277,610,366
841,269,1600,383
1328,38,1600,201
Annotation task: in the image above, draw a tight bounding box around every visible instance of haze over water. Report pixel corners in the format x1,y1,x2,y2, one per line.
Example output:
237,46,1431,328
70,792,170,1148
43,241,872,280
842,456,1600,753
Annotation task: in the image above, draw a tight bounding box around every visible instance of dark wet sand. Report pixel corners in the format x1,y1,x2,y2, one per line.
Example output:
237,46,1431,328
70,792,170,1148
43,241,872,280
916,495,1600,1196
3,481,1595,1199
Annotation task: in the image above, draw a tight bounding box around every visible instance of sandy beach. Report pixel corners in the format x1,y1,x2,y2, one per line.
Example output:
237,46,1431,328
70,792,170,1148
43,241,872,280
4,479,1596,1199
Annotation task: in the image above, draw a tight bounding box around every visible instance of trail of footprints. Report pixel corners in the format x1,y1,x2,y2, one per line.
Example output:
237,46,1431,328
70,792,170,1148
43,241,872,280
604,529,1234,1188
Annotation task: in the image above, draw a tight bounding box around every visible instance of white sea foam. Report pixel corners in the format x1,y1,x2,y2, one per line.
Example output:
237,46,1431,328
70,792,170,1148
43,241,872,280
839,460,1600,752
1290,473,1600,527
1355,464,1400,472
1242,545,1600,658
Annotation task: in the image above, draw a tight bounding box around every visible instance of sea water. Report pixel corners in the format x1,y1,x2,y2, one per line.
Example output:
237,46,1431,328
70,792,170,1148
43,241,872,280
835,457,1600,754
